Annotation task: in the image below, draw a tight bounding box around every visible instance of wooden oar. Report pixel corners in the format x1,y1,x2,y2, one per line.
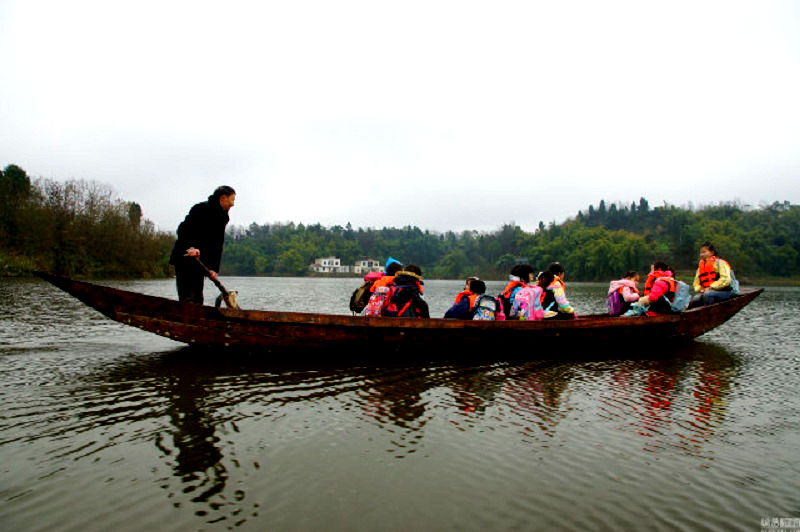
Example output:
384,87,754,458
191,256,239,309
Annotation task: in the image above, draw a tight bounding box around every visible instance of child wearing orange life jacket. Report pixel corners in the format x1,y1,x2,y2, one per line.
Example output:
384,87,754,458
638,262,677,316
542,262,576,320
607,270,641,316
453,276,481,303
498,264,535,317
510,271,554,320
691,242,735,307
383,264,429,318
363,258,406,317
445,278,486,319
370,257,404,293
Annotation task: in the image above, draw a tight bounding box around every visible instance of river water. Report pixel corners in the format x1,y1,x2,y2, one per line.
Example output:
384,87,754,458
1,277,798,531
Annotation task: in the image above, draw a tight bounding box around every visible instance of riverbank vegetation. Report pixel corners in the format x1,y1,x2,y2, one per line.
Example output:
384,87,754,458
0,165,173,277
2,164,798,281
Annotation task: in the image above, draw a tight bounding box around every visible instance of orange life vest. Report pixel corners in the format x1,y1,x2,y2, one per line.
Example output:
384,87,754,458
697,257,720,288
454,290,471,304
454,290,478,309
371,275,395,292
502,280,526,299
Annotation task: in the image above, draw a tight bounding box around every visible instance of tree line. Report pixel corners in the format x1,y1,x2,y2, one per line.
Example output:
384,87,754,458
224,198,799,281
2,163,798,280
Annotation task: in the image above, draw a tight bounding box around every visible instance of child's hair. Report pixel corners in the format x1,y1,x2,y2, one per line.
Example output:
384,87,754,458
386,262,404,276
700,241,718,256
623,270,638,279
510,264,535,282
469,279,486,294
405,264,423,276
548,262,565,275
537,270,555,287
653,261,670,272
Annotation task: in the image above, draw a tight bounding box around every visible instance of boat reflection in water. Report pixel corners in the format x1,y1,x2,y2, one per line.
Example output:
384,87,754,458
596,342,738,457
74,339,740,524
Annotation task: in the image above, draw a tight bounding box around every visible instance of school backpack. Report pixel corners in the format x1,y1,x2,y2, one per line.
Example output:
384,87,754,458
607,290,625,316
364,285,391,317
495,299,506,321
729,266,740,295
511,287,534,320
349,281,374,313
472,295,500,321
669,280,692,312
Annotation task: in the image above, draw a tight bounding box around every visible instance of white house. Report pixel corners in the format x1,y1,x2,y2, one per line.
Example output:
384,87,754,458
352,258,382,275
309,256,351,273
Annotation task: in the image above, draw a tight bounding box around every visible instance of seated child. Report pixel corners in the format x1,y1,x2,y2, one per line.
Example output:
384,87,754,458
498,264,535,317
371,257,404,293
363,258,406,317
691,242,736,307
383,264,429,318
542,262,576,320
445,278,486,319
607,270,641,316
638,262,677,316
510,271,554,320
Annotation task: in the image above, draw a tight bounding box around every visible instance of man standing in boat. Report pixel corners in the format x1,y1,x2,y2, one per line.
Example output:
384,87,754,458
169,185,236,303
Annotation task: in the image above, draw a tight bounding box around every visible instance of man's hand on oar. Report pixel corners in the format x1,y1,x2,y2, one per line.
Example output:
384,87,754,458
184,253,239,309
185,248,219,280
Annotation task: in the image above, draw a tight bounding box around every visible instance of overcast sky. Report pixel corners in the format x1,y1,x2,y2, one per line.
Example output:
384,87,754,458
2,1,799,234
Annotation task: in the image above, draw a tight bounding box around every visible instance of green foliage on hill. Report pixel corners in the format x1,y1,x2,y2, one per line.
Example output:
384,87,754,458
0,165,174,277
4,163,797,281
223,199,799,280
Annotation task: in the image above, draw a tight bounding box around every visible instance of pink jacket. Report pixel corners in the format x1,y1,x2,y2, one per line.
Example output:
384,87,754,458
647,270,674,303
608,279,640,303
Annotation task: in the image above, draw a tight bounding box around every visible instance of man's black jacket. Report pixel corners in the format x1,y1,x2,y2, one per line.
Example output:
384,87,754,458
169,197,230,271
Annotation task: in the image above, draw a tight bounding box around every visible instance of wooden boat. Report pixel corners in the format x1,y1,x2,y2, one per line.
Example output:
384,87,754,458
36,272,762,350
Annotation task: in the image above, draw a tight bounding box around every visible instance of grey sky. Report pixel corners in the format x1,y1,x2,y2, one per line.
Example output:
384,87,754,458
2,1,799,234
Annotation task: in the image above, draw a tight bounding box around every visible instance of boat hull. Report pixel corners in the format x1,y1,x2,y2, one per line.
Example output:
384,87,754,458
36,273,762,350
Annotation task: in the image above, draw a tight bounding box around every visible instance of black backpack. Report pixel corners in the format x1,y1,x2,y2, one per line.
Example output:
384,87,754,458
349,281,375,313
383,284,429,318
